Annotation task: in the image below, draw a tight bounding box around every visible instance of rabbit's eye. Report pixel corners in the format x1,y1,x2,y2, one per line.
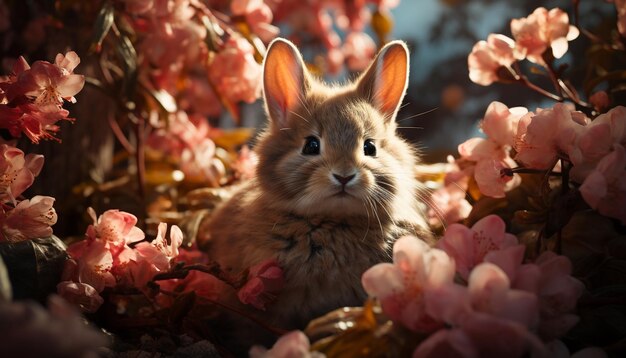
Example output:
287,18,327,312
302,136,321,155
364,139,376,156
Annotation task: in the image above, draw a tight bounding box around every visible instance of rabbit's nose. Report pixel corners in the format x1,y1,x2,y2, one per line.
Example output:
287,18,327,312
333,173,356,185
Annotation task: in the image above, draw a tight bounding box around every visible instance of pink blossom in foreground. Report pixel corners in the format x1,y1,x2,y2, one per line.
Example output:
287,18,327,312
515,103,588,169
0,144,44,203
0,195,57,241
342,31,377,71
532,251,585,340
579,144,626,225
125,223,183,289
510,7,579,64
570,106,626,182
457,102,525,197
249,330,322,358
437,215,518,280
238,259,285,310
209,35,262,104
417,263,542,358
362,236,455,332
85,208,145,247
468,34,516,86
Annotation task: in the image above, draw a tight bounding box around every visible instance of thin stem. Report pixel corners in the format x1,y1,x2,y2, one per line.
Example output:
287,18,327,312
131,112,146,200
107,114,135,154
521,78,563,102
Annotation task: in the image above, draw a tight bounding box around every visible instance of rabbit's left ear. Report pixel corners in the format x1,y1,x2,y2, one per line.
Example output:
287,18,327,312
356,41,409,123
263,38,309,131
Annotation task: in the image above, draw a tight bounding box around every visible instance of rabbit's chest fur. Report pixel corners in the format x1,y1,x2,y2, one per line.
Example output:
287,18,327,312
203,181,419,327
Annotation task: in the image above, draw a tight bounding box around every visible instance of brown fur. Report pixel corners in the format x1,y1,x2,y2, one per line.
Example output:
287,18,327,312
199,38,432,330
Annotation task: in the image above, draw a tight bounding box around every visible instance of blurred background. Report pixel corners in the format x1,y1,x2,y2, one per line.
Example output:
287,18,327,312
0,0,619,236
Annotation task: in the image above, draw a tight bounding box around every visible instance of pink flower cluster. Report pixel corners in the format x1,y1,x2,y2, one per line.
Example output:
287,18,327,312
443,97,626,224
362,215,584,357
0,144,56,242
120,0,263,111
57,208,182,312
272,0,395,74
516,105,626,224
0,52,85,143
146,111,226,186
237,259,285,310
469,7,579,85
446,101,526,200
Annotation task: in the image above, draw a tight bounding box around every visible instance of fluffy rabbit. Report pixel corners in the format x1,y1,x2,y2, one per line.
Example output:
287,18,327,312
199,38,432,329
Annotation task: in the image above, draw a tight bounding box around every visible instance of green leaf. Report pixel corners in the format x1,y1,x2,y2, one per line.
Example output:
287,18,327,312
115,33,138,100
90,1,115,53
0,236,68,302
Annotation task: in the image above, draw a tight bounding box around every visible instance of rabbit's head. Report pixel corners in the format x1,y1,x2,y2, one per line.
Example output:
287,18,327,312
255,38,422,221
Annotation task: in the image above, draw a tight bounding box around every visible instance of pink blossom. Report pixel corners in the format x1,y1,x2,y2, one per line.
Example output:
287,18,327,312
468,34,516,86
74,239,116,292
231,0,279,42
515,103,587,169
85,207,145,246
17,52,84,105
0,195,57,241
457,138,517,198
0,52,84,143
56,281,104,313
209,35,262,104
342,32,376,71
457,102,525,197
238,259,285,310
427,182,471,227
437,215,518,280
249,330,321,358
126,223,183,289
569,106,625,182
419,263,542,358
481,101,527,148
0,144,44,203
156,270,226,308
362,236,455,332
511,7,579,64
579,144,626,224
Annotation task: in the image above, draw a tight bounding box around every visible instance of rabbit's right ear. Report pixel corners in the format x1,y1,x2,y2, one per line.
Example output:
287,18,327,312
263,38,308,131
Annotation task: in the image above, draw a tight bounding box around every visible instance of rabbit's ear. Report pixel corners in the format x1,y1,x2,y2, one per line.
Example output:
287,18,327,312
263,38,309,131
356,41,409,123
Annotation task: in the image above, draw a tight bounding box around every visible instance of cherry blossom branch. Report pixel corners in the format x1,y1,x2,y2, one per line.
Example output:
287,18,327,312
151,262,246,289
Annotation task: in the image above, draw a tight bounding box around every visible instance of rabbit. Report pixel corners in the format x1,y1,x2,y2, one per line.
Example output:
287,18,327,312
198,38,432,330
